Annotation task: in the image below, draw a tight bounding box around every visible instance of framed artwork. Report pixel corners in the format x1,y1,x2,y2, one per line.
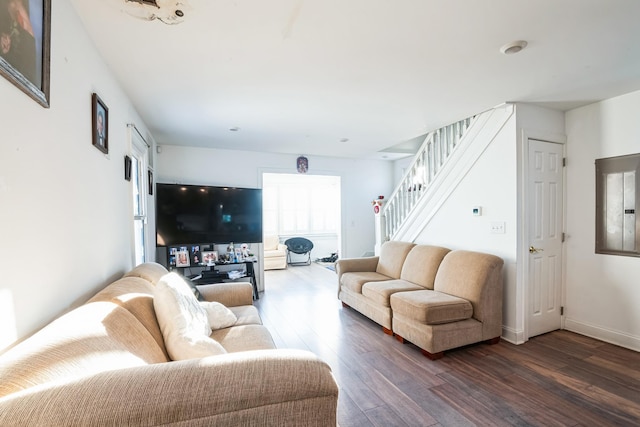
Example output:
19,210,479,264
124,155,132,181
0,0,51,108
297,155,308,173
148,169,154,195
202,251,219,266
176,250,190,267
92,93,109,154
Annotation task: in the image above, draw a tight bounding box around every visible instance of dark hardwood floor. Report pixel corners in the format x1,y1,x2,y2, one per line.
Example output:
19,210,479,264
256,263,640,427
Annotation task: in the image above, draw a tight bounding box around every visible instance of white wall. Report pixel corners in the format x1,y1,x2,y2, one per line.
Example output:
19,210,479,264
0,0,153,351
156,145,395,260
564,90,640,351
409,104,567,344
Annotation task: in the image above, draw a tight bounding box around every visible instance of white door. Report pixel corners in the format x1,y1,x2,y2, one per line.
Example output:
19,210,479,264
527,139,564,338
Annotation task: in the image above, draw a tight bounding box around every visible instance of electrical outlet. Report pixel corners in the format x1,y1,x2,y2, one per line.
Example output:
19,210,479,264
490,221,506,234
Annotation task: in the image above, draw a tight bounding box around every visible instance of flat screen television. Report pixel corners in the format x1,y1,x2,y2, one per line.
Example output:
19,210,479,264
156,184,263,246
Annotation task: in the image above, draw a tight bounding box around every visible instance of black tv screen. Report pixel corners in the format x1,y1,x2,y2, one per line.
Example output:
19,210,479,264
156,184,263,246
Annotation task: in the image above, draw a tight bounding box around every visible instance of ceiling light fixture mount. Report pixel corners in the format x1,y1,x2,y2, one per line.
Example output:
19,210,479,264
500,40,528,55
122,0,190,25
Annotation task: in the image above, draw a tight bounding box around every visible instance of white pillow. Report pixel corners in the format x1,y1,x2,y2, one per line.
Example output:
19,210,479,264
154,272,227,360
200,301,237,330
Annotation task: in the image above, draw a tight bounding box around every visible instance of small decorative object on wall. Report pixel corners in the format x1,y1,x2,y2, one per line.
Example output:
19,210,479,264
297,155,308,173
0,0,51,107
175,250,190,267
148,169,153,195
92,93,109,154
124,155,132,181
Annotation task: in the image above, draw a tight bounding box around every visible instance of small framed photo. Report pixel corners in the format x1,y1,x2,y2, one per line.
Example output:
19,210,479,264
202,251,219,266
148,169,154,195
176,250,190,267
92,93,109,154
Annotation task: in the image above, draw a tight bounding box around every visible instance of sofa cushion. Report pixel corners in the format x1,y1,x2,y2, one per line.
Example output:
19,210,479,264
0,302,168,398
154,273,227,360
361,280,424,307
433,250,504,323
123,262,169,285
88,276,167,357
341,271,391,294
391,290,473,325
399,245,450,290
375,241,416,279
210,325,276,353
229,305,263,326
200,301,238,330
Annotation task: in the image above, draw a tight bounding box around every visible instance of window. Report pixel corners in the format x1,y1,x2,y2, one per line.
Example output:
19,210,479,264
262,173,340,237
595,153,640,256
130,126,150,265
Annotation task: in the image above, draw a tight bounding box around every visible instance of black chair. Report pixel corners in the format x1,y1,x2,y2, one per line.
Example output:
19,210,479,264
284,237,314,266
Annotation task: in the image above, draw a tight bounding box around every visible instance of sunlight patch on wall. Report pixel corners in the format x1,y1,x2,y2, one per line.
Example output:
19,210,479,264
0,288,17,351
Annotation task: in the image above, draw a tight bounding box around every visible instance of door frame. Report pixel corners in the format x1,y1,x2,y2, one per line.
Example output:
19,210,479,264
518,129,567,343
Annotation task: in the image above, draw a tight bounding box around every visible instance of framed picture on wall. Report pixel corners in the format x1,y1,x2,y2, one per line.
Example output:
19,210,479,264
0,0,51,107
92,93,109,154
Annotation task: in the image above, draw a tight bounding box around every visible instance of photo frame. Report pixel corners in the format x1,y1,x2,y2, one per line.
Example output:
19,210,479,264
92,93,109,154
124,155,132,181
0,0,51,108
202,250,219,266
175,250,190,267
148,169,154,195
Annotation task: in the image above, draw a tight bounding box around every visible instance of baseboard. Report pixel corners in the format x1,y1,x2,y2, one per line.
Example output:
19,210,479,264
564,318,640,352
501,326,526,345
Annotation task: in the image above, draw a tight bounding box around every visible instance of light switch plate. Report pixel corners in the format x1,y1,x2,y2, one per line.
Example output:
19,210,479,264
490,221,506,234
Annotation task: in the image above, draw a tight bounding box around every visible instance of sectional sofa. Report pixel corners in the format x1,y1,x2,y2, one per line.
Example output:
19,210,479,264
336,241,504,359
0,262,338,426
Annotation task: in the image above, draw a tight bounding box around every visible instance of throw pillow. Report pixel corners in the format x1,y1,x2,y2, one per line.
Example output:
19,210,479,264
154,272,227,360
200,301,237,330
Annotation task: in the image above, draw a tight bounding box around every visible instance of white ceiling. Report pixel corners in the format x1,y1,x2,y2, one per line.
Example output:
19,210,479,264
69,0,640,160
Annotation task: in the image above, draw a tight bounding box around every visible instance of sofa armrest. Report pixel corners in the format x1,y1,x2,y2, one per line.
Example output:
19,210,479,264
335,256,379,279
0,349,338,427
197,282,253,307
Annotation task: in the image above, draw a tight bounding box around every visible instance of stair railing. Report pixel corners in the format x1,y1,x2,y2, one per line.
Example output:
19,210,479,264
382,116,476,239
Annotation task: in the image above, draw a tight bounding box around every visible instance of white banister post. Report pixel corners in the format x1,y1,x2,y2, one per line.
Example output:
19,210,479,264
373,198,386,255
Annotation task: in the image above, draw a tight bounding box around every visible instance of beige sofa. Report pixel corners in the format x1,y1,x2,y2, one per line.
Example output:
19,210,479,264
263,235,287,270
0,263,338,426
336,241,504,359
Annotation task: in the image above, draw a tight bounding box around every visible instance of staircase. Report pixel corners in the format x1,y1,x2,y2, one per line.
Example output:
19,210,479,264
375,103,515,251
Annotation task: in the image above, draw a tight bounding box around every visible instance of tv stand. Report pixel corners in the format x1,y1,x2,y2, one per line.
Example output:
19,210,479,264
194,260,259,300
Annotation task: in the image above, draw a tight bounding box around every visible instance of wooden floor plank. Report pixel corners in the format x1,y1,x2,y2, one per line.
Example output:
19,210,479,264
255,263,640,427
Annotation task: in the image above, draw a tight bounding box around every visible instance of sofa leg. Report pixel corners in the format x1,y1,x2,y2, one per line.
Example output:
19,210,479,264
382,327,393,336
341,302,350,308
395,334,405,344
421,349,444,360
486,336,501,345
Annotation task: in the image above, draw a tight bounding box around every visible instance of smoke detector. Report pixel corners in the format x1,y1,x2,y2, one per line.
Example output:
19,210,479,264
122,0,191,25
500,40,528,55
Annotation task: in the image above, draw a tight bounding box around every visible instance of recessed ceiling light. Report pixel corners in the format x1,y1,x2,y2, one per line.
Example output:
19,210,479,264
500,40,528,55
229,127,240,132
340,138,349,143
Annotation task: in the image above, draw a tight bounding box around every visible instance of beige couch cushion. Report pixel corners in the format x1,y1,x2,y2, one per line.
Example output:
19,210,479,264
210,325,276,353
399,245,451,289
361,280,424,306
375,241,415,279
391,290,473,325
433,250,504,324
341,271,391,294
0,302,168,398
123,262,169,285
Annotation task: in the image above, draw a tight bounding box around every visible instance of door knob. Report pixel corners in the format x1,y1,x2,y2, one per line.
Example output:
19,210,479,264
529,246,544,254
